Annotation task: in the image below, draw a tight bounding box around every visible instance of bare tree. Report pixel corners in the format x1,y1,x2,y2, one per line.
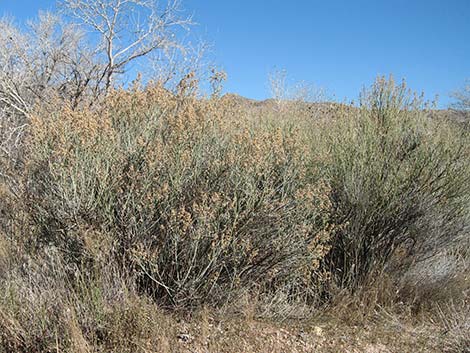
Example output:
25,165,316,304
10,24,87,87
0,13,105,166
0,1,195,168
60,0,193,92
0,17,33,118
268,68,289,111
268,68,327,115
0,12,104,116
149,39,208,91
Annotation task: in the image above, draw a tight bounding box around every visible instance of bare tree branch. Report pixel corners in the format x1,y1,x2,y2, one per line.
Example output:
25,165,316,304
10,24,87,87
60,0,193,91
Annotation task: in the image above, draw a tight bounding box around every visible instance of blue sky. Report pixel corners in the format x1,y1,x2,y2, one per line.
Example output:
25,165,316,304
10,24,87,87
1,0,469,107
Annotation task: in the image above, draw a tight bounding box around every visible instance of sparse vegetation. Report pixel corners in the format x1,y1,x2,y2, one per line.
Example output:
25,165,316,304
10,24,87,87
0,2,469,352
451,80,470,112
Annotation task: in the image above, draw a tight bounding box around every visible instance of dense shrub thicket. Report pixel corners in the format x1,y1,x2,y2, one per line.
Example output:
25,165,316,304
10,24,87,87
0,77,468,351
3,84,337,308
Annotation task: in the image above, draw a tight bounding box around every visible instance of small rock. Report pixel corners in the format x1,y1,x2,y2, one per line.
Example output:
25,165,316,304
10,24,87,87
177,333,193,343
313,326,324,337
297,331,308,341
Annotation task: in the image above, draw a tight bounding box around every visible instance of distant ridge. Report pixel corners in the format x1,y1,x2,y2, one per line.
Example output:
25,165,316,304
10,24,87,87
220,93,469,126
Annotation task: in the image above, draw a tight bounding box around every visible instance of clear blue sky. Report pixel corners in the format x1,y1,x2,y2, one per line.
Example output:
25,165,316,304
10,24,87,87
1,0,469,107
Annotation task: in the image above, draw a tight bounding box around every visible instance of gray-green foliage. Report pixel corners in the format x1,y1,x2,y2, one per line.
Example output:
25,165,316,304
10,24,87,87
321,77,470,286
19,90,333,307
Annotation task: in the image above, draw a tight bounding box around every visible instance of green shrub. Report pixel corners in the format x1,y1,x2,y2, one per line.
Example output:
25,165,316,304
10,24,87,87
320,77,470,286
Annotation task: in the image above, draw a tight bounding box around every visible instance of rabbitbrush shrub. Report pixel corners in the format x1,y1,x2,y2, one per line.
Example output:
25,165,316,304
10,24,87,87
18,85,335,307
